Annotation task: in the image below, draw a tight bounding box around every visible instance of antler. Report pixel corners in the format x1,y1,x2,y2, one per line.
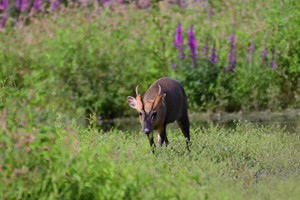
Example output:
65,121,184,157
157,85,162,96
135,85,140,96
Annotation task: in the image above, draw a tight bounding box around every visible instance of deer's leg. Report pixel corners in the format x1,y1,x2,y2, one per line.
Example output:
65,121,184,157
158,125,168,147
177,112,191,151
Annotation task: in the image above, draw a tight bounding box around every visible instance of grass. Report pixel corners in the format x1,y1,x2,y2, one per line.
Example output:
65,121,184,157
1,117,299,199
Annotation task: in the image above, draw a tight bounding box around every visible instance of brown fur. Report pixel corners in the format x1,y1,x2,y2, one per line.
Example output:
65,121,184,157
127,77,190,150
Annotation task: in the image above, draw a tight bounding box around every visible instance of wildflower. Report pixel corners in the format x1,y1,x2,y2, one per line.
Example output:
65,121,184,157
229,33,235,48
226,48,236,72
174,23,184,59
21,0,30,12
102,0,109,6
188,25,197,58
0,12,7,29
247,42,255,64
0,0,8,11
0,0,8,28
226,33,236,72
15,0,21,11
261,44,268,65
188,25,197,67
210,43,217,65
33,0,40,11
51,0,60,11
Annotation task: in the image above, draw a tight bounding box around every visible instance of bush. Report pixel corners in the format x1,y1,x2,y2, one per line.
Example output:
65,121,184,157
0,1,299,126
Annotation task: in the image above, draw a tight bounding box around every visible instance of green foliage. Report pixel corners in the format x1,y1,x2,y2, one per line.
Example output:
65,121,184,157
0,0,300,124
1,108,300,199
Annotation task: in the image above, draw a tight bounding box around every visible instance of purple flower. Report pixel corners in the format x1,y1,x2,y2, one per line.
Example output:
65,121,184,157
226,33,236,72
21,0,30,12
270,60,276,70
0,12,7,29
261,45,268,65
0,0,8,29
226,49,236,72
229,33,235,48
15,0,21,11
188,25,197,67
51,0,61,11
33,0,40,11
246,42,255,64
0,0,8,11
174,23,184,59
102,0,109,6
210,43,217,65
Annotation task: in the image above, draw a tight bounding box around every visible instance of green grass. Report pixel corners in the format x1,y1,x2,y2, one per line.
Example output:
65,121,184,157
1,118,299,199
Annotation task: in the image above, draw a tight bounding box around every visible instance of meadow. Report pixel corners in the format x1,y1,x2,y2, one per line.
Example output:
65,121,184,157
1,0,300,199
1,112,300,199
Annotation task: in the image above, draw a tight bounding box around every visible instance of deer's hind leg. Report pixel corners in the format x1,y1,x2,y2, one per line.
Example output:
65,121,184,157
177,111,191,150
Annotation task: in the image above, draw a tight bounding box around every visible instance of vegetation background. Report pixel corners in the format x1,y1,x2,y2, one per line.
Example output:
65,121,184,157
0,0,300,199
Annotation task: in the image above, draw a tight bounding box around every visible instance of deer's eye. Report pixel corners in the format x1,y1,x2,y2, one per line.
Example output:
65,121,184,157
139,112,142,116
151,112,157,120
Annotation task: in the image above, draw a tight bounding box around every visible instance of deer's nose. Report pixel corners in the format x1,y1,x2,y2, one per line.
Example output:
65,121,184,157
144,128,152,135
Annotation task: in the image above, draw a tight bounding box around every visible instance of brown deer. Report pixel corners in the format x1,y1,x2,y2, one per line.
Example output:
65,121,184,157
127,77,190,151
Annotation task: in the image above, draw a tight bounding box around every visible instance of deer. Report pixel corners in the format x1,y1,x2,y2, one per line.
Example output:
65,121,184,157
127,77,190,151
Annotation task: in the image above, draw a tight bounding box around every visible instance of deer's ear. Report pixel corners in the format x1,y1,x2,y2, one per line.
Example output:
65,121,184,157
153,93,166,109
128,95,143,112
127,96,138,109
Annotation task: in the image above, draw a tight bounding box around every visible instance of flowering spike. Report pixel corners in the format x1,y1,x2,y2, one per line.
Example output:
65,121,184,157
210,43,217,65
226,33,236,72
15,0,21,11
0,13,7,29
229,33,235,48
174,23,184,59
247,42,255,64
188,25,197,58
33,0,40,11
21,0,30,12
188,25,197,67
261,45,268,66
102,0,109,6
0,0,8,11
0,0,8,29
51,0,61,11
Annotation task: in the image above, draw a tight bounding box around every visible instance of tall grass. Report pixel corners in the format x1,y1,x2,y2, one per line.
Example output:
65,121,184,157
1,108,300,199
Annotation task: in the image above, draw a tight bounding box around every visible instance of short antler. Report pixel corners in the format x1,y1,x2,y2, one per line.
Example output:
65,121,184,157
157,85,161,96
135,85,140,96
